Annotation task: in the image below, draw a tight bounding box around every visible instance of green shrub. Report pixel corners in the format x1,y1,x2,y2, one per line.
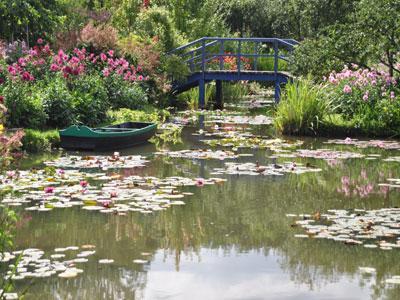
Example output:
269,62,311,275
3,83,48,129
274,78,330,135
222,82,250,102
42,77,75,128
105,75,148,110
22,129,60,153
107,108,169,124
71,75,109,126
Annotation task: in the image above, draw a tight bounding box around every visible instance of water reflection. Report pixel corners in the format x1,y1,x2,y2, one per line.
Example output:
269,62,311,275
7,127,400,299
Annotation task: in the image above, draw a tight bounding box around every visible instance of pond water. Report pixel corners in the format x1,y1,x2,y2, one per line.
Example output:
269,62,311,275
3,113,400,299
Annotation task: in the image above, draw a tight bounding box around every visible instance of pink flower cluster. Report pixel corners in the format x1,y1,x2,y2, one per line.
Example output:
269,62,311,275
2,38,149,83
326,65,398,101
6,40,52,82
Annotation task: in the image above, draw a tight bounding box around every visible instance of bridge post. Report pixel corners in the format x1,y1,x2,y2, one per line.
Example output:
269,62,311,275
273,40,280,103
215,80,223,110
274,81,281,103
199,79,205,109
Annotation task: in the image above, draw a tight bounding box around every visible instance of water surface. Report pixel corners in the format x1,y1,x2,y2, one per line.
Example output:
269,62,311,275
8,122,400,299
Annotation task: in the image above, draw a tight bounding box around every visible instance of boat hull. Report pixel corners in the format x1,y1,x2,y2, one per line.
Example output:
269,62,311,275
59,122,157,151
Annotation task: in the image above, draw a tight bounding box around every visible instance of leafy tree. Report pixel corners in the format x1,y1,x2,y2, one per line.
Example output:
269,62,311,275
0,0,65,44
357,0,400,76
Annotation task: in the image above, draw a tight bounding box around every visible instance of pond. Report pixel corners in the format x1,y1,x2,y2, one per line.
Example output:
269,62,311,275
2,111,400,299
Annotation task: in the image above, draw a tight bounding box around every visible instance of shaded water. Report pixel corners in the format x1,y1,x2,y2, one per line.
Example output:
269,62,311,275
7,123,400,299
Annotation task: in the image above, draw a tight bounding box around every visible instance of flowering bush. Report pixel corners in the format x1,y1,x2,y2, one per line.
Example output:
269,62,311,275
80,22,118,52
324,65,400,134
0,38,151,128
0,97,24,169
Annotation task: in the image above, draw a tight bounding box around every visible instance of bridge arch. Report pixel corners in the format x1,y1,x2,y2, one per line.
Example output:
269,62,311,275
168,37,298,109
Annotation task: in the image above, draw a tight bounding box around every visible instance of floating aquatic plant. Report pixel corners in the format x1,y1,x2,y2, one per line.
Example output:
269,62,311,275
325,138,400,150
212,162,322,176
289,208,400,251
154,149,242,160
44,153,148,170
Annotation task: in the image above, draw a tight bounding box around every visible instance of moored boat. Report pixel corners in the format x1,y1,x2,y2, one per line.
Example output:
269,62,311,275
59,122,157,151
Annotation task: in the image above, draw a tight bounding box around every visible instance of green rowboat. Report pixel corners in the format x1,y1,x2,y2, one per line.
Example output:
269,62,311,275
59,122,157,151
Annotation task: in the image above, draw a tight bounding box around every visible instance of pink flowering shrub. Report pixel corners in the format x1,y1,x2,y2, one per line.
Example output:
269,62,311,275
0,39,151,128
324,65,400,134
0,99,24,169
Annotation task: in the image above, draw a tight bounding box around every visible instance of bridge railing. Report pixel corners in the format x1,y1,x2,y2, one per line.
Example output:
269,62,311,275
169,37,299,76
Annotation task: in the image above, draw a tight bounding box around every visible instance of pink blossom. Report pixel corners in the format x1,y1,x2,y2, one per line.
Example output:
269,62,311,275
56,169,65,175
100,53,107,61
195,178,205,187
341,176,350,186
18,57,26,66
343,85,352,94
43,44,50,53
6,171,16,178
80,180,88,188
138,75,143,81
58,49,66,59
107,50,114,57
390,91,395,99
102,68,110,77
50,64,59,71
7,66,17,76
21,71,34,81
44,186,54,193
362,91,369,101
69,56,80,64
37,38,43,44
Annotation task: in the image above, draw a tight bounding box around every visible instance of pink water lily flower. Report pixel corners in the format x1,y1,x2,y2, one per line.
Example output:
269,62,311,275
80,180,88,188
44,186,55,193
195,178,205,187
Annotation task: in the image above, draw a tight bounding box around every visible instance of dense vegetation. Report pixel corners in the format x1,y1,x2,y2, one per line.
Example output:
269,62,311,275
0,0,399,136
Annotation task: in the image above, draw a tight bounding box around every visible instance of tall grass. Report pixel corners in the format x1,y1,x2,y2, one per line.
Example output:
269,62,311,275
178,84,215,110
274,78,330,135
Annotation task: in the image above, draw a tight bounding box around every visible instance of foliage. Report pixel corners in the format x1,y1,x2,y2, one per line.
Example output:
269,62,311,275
222,82,250,102
134,6,186,51
107,108,170,124
324,66,400,135
177,84,215,110
0,99,24,168
0,206,17,254
105,75,148,110
42,76,75,127
80,21,118,52
0,39,152,128
0,0,65,45
274,78,330,135
292,0,400,79
70,75,109,126
163,54,189,82
118,34,161,73
21,129,60,153
2,82,48,129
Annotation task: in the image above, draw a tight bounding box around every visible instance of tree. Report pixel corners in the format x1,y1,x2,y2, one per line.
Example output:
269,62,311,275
357,0,400,76
0,0,65,45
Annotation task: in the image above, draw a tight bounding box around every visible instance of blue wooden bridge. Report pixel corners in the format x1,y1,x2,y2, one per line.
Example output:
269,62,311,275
168,37,299,109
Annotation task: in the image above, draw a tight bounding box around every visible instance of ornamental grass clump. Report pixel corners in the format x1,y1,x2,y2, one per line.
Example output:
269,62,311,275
274,78,330,135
